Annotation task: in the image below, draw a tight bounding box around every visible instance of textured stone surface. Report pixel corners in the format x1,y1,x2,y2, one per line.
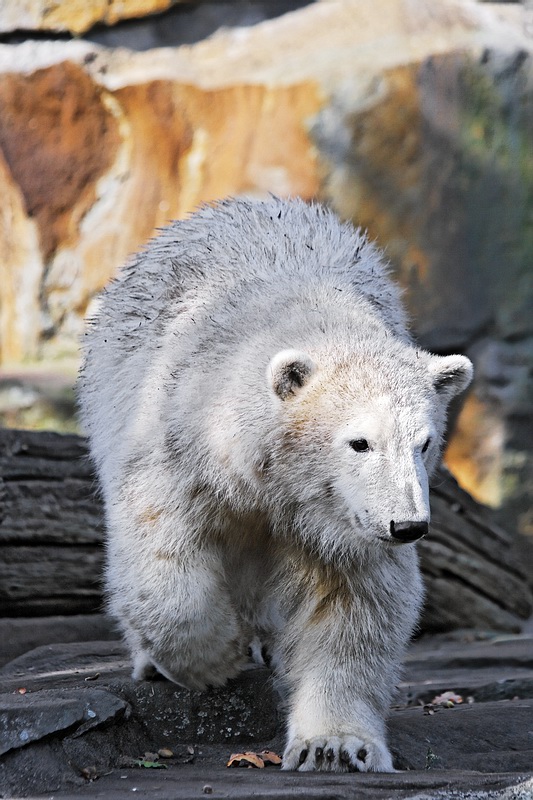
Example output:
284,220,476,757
0,641,130,690
85,1,317,51
389,700,533,773
0,62,121,263
2,636,533,796
119,669,278,746
0,641,278,745
0,614,119,668
0,687,127,756
40,767,533,800
0,43,321,365
399,634,533,705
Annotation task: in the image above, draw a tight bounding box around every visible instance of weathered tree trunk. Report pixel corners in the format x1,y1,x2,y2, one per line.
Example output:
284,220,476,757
1,428,531,630
421,476,532,632
0,430,104,616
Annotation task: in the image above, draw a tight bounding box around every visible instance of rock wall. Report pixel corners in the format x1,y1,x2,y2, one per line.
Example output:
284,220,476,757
0,0,532,534
0,0,182,35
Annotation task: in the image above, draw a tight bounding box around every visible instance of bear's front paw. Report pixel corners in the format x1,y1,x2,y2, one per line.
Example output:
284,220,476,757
282,734,395,773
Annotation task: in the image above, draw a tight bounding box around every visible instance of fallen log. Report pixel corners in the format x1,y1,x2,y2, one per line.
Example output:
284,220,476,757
0,430,104,616
421,477,533,631
1,428,531,630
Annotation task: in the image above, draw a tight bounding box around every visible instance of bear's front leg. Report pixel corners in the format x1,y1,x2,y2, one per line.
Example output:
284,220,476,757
108,535,249,691
278,559,420,772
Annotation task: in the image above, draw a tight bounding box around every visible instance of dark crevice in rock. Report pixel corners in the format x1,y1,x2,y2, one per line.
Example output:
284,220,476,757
0,30,72,45
0,2,317,51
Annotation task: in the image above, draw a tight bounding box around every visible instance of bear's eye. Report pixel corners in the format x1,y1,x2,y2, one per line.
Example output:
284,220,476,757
422,438,431,454
349,439,370,453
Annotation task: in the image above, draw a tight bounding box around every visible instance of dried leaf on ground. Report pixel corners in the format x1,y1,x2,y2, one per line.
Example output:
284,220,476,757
431,691,464,707
227,752,266,768
226,750,282,768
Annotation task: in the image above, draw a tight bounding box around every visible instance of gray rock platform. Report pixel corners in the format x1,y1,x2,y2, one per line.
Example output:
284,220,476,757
1,630,533,799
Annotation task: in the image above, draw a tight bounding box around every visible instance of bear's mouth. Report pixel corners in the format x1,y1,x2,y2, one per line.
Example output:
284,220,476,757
378,535,422,545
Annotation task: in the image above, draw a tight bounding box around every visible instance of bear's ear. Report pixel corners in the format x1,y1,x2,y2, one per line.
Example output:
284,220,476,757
268,349,316,400
428,354,473,401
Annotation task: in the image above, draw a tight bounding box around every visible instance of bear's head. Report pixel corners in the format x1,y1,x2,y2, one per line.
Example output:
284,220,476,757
266,345,473,555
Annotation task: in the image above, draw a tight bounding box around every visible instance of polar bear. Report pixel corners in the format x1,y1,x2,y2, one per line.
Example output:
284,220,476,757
79,197,472,772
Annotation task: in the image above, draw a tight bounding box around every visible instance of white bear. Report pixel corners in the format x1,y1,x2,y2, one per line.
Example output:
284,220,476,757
79,197,472,772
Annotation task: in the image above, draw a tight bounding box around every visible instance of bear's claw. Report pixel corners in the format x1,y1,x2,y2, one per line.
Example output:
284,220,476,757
282,735,395,773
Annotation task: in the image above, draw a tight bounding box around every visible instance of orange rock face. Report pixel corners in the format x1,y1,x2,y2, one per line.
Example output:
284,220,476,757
0,151,42,363
0,49,322,362
0,62,121,262
38,75,321,350
0,0,178,35
444,394,505,508
105,79,322,286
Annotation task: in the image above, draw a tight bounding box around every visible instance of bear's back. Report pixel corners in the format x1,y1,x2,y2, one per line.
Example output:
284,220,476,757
79,198,408,487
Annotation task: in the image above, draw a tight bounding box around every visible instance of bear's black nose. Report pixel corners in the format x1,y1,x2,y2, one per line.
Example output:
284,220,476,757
389,520,428,543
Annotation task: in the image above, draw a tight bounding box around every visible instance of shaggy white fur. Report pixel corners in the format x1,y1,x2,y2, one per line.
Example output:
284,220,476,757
79,197,473,773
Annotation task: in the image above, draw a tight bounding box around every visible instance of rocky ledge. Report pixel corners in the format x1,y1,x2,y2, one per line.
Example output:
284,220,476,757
1,626,533,799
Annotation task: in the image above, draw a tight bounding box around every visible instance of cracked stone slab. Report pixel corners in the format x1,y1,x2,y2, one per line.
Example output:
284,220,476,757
0,640,130,690
46,765,533,800
0,614,120,667
407,634,533,669
0,687,128,755
0,641,278,745
397,634,533,705
2,637,533,797
389,699,533,772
